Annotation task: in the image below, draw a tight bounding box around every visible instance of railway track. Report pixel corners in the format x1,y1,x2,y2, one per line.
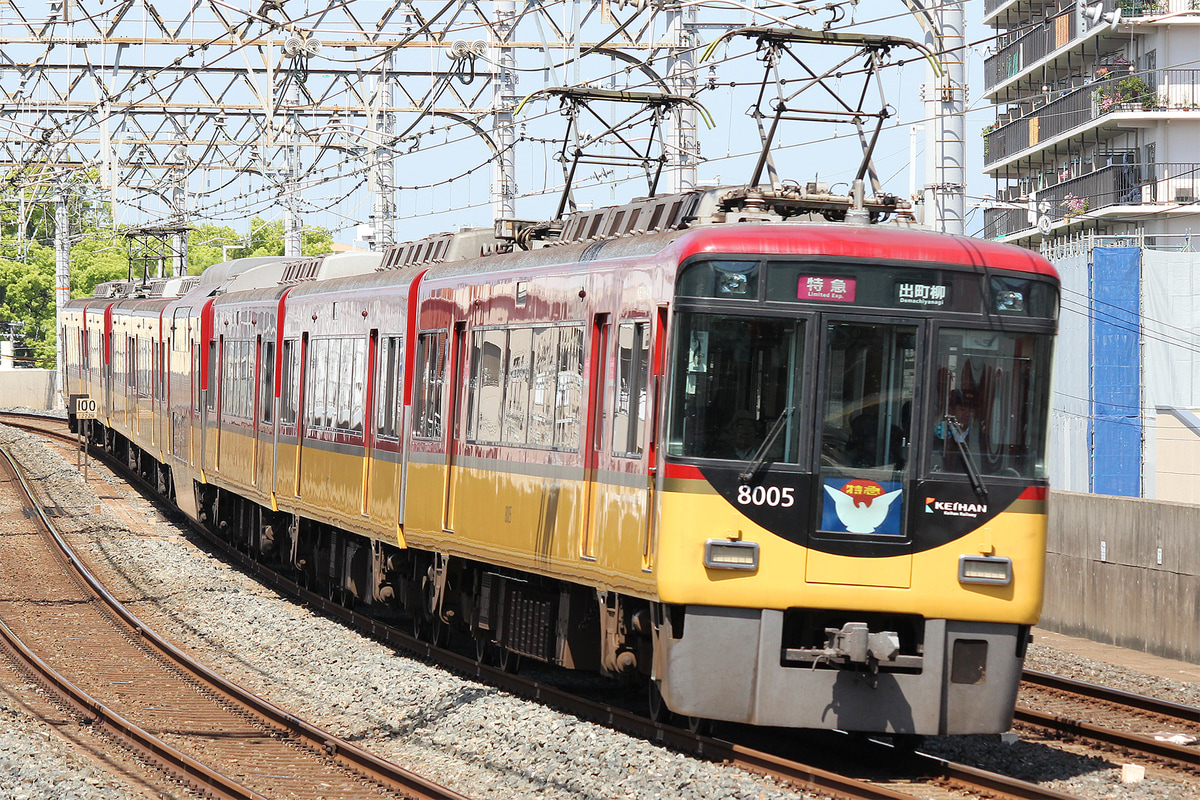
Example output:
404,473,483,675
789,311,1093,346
8,411,1196,800
1016,669,1199,771
0,442,472,800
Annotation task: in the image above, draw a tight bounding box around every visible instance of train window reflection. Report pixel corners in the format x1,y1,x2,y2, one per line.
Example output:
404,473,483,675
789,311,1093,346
931,330,1052,479
818,323,916,475
503,328,532,444
667,314,804,462
413,331,447,439
469,328,507,443
613,321,650,457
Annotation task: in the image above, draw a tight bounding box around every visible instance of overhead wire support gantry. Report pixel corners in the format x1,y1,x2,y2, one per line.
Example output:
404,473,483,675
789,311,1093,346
702,25,938,217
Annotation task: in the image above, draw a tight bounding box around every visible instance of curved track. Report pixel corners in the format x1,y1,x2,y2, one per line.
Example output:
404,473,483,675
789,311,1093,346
0,440,472,800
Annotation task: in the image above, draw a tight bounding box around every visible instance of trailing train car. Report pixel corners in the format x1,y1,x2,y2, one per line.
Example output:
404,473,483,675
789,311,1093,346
61,184,1058,737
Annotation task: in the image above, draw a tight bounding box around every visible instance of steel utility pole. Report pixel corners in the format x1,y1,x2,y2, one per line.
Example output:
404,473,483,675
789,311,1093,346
54,181,70,407
491,0,519,225
369,51,396,250
663,3,699,194
922,0,965,235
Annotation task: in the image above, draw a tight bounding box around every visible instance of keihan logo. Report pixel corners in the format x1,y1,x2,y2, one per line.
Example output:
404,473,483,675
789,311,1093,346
925,497,989,517
824,479,902,534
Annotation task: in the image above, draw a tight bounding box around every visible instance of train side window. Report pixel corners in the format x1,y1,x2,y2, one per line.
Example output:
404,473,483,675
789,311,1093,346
280,340,298,425
469,328,507,443
555,325,585,450
330,339,349,429
527,327,560,447
349,337,366,433
238,341,250,418
308,338,329,428
260,341,275,424
222,341,237,417
376,336,403,438
503,327,533,445
413,331,448,439
206,341,217,412
127,336,137,391
613,321,650,457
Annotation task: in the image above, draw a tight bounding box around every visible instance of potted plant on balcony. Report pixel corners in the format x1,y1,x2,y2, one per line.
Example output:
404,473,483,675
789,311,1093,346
1062,194,1090,218
1095,75,1160,112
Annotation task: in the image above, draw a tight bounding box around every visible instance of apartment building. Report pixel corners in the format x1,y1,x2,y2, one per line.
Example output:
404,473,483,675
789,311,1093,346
981,0,1200,247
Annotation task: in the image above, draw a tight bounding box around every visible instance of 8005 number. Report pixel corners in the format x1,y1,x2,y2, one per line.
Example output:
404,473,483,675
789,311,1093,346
736,485,795,507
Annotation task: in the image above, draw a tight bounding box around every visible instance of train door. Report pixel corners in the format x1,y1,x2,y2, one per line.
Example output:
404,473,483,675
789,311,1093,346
580,315,610,560
103,306,114,424
808,316,919,588
442,322,468,532
251,336,263,486
191,342,200,467
293,333,309,495
361,330,379,515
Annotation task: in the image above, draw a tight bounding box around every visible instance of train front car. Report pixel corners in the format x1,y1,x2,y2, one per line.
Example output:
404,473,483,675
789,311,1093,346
653,224,1058,736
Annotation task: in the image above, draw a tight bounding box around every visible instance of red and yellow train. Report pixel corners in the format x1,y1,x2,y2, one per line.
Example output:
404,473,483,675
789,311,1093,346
62,185,1058,736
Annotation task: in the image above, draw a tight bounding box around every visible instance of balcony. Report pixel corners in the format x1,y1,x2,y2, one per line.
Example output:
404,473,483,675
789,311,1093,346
984,71,1200,169
985,0,1196,93
982,161,1200,240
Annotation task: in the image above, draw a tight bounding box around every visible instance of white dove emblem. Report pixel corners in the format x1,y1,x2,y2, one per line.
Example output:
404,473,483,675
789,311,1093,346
824,485,903,534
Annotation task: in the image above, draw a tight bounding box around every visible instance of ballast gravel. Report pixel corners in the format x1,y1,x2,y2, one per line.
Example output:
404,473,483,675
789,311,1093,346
1,415,1197,800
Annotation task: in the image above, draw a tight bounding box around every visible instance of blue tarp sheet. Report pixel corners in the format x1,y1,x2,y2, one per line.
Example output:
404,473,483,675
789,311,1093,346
1090,247,1141,496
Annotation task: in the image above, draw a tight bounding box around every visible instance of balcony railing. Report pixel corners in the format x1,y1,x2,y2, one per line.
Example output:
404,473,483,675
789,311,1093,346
984,0,1120,92
982,162,1200,240
984,70,1200,167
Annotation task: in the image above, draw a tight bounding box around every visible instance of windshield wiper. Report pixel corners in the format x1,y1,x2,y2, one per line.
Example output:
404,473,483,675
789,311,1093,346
944,415,989,499
738,407,793,484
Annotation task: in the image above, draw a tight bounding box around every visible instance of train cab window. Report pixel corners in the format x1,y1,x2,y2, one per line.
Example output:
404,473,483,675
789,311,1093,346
613,321,651,457
414,331,448,439
667,313,804,462
930,329,1053,480
816,322,916,536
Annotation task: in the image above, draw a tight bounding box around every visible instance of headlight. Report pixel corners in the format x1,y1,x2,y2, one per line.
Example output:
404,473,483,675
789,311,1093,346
959,555,1012,585
704,539,759,571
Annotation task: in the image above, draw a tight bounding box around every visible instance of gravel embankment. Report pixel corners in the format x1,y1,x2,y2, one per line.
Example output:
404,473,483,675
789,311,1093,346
1,419,1197,800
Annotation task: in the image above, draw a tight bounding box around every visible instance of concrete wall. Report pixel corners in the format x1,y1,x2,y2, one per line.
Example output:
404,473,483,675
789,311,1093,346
1044,491,1200,664
0,369,60,410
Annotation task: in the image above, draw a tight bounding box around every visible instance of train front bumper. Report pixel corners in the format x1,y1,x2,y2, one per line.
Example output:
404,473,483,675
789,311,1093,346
654,606,1025,735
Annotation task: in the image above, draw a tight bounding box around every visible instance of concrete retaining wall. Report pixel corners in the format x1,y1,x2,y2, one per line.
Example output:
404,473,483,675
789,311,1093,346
1044,491,1200,664
0,369,60,410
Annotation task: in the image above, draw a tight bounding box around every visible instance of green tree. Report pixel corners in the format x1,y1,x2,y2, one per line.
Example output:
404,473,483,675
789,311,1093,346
0,248,55,367
70,231,130,299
